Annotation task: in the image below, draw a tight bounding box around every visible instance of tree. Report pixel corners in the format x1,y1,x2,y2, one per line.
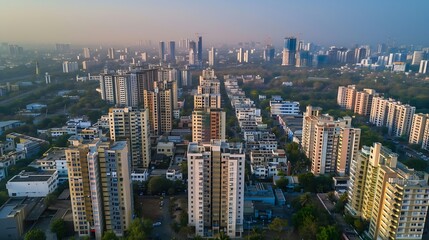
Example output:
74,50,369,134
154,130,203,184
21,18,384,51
44,193,57,206
316,225,340,240
299,215,318,240
299,192,312,207
298,172,316,192
127,218,150,240
24,229,46,240
268,217,288,238
275,176,289,190
147,176,172,195
102,231,119,240
50,218,66,240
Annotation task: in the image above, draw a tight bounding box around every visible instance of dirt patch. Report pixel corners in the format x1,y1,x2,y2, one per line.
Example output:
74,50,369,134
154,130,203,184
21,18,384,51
140,196,163,221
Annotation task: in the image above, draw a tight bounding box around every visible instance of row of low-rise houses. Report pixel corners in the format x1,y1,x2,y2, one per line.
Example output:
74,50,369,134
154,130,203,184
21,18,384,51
337,85,429,150
224,75,290,178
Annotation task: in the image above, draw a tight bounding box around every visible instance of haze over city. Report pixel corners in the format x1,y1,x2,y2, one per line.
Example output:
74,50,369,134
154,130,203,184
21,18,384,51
1,0,429,47
2,1,429,240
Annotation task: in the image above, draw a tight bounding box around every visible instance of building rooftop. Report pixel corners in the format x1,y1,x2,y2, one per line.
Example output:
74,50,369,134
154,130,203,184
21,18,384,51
9,171,56,182
0,120,21,128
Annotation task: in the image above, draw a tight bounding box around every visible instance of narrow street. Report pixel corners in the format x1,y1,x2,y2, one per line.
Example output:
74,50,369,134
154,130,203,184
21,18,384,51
152,198,173,240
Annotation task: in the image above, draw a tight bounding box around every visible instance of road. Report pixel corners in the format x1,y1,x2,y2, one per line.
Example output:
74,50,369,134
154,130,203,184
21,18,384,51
152,197,173,240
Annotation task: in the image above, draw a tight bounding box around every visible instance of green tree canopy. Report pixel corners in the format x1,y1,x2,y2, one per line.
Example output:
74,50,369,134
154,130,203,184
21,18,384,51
102,231,119,240
24,229,46,240
50,218,66,240
316,225,340,240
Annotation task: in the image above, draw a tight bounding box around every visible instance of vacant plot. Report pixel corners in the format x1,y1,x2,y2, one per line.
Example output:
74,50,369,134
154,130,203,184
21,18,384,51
140,196,163,221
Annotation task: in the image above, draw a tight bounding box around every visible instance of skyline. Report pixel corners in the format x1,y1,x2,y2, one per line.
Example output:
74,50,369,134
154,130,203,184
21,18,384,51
1,0,429,48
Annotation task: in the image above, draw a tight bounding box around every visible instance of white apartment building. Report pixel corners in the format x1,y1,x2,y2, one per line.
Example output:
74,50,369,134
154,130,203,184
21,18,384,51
187,141,245,238
269,100,300,116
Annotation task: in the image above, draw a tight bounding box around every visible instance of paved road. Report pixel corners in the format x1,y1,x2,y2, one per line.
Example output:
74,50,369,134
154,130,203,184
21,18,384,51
152,197,173,240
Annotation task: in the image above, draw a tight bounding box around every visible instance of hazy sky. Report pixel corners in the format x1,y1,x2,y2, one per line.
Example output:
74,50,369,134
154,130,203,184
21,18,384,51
1,0,428,47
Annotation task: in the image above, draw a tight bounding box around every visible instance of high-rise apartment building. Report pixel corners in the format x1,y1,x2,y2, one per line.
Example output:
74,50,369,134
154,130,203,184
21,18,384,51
346,143,429,240
370,97,415,136
282,37,297,66
302,106,359,175
385,101,415,137
419,60,429,74
108,107,151,169
422,121,429,151
370,97,393,127
99,69,158,107
62,61,79,73
295,51,312,67
337,85,356,110
208,47,216,67
83,48,91,59
409,113,429,145
192,109,226,143
66,139,133,238
144,86,173,135
192,69,225,142
354,47,367,63
354,88,378,116
187,141,245,238
336,127,361,176
263,45,275,62
108,48,115,59
412,51,425,65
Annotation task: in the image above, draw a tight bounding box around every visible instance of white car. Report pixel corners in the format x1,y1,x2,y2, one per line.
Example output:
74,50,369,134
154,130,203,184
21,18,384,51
153,221,162,227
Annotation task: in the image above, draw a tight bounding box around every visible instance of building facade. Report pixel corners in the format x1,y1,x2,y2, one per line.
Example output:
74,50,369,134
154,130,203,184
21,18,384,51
187,141,245,238
346,143,429,240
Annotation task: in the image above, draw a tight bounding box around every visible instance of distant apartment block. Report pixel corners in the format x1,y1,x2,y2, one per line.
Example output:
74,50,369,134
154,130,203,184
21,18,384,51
302,106,360,175
269,100,300,116
62,61,79,73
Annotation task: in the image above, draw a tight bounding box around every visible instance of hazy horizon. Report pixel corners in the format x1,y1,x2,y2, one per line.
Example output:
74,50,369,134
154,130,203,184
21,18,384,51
1,0,429,48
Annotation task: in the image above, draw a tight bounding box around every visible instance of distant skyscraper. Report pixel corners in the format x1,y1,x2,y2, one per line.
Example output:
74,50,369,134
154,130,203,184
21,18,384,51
354,47,367,63
243,50,249,63
263,45,275,62
169,41,176,63
237,48,244,63
45,72,51,84
83,47,91,59
282,37,297,66
197,36,203,64
108,48,115,59
420,60,429,74
35,61,39,75
159,41,165,61
295,51,312,67
208,47,216,67
62,61,79,73
412,51,425,65
187,141,245,238
189,48,196,65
